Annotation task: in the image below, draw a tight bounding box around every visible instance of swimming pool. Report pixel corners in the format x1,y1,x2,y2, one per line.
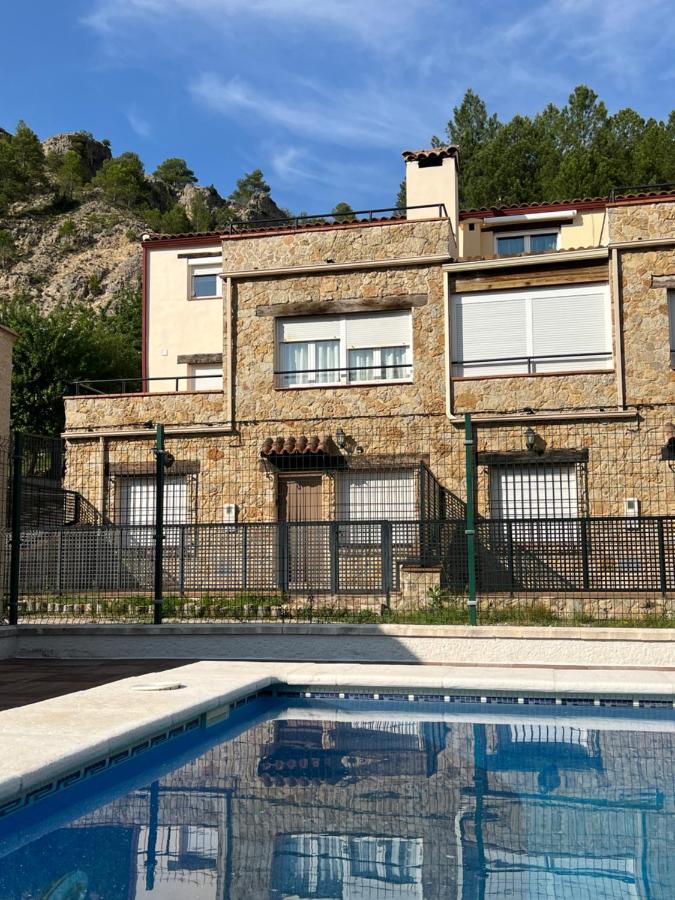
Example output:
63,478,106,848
1,692,674,898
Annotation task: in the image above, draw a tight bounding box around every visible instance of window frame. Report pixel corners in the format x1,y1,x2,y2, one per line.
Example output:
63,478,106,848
336,468,418,546
494,229,560,257
187,364,223,391
115,473,196,548
452,283,613,379
275,311,413,389
189,263,222,301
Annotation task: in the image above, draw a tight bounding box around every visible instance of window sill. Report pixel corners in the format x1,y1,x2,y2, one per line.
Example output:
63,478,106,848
452,369,614,382
274,379,414,391
189,295,222,301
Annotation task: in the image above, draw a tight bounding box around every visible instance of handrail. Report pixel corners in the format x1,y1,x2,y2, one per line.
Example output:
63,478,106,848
222,203,448,233
71,374,224,395
455,350,611,371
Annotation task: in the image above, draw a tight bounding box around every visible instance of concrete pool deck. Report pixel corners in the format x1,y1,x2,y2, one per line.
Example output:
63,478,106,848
1,659,675,811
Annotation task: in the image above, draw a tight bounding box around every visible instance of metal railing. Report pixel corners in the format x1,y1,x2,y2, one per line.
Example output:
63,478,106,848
609,182,675,201
274,361,413,388
221,203,448,233
453,350,611,375
71,374,224,396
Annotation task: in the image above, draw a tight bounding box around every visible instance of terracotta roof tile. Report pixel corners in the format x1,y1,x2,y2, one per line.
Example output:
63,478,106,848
260,435,334,456
402,146,459,162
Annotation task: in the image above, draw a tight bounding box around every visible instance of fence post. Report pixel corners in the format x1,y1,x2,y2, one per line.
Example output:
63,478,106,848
381,521,393,606
277,522,289,595
153,424,166,625
8,433,23,626
657,518,667,596
329,522,339,595
464,414,477,626
580,518,590,591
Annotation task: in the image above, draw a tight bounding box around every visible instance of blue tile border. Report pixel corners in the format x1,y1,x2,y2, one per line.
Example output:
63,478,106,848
1,685,672,821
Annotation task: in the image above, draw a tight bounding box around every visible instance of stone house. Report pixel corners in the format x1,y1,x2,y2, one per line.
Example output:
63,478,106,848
60,148,675,607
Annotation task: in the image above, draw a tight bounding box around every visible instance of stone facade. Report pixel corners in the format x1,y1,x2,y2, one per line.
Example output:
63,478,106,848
608,200,675,243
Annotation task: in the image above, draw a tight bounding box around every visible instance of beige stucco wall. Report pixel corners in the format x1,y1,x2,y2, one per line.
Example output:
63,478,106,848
146,242,223,387
404,155,459,230
458,208,607,259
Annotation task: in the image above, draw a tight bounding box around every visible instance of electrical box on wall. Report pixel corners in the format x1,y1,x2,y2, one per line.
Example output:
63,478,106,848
624,497,640,517
224,503,238,524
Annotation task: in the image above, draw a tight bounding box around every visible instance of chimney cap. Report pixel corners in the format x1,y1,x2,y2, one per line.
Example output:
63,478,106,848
402,146,459,163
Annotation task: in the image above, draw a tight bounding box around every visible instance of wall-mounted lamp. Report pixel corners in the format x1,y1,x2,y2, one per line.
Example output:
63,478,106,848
335,427,346,450
524,427,537,453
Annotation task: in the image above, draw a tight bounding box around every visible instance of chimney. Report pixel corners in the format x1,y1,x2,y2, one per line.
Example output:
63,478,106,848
402,146,459,233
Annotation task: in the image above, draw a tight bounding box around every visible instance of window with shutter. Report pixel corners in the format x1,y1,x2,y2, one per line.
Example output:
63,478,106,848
337,470,416,543
452,284,611,376
489,464,580,543
119,475,191,546
188,365,223,391
276,310,412,387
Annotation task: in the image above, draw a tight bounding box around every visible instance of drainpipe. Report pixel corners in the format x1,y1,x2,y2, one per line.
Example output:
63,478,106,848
98,435,107,523
224,275,234,430
443,271,455,419
610,247,627,409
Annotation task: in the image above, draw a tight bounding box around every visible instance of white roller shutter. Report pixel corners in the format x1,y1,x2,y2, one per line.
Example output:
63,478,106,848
278,315,341,342
452,296,528,375
531,284,610,372
344,310,411,348
452,283,610,376
668,291,675,367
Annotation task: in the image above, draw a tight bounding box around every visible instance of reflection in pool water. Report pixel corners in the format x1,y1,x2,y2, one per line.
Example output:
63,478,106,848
0,699,674,898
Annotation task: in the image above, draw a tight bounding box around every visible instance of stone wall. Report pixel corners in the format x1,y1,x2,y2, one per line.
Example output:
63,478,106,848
452,372,617,415
609,199,675,243
234,264,446,422
64,390,226,430
619,246,675,405
223,218,454,271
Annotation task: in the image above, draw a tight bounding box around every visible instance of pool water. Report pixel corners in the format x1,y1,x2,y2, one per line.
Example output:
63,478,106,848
1,695,674,899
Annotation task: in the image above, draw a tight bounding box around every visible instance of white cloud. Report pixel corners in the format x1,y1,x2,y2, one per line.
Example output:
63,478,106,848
84,0,437,50
126,107,152,138
190,72,433,148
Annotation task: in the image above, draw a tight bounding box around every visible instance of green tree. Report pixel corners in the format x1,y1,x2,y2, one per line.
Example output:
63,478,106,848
152,157,197,193
93,152,147,208
395,180,406,212
144,202,191,234
0,121,46,208
331,201,355,222
0,230,17,269
189,192,214,231
54,150,88,199
229,169,271,206
0,286,142,434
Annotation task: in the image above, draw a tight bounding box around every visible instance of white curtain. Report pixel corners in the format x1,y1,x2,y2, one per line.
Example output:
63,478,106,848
315,339,339,383
349,348,374,381
382,346,406,379
281,341,309,386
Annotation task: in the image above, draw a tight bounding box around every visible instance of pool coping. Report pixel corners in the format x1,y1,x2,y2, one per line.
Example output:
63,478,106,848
1,659,675,811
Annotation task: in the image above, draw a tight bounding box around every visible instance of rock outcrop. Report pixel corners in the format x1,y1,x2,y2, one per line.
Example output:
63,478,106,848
42,132,112,178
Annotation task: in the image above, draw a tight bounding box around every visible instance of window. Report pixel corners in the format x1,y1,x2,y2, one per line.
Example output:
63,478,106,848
669,290,675,369
188,364,223,391
276,310,412,387
495,231,558,256
118,475,191,546
490,463,579,543
338,469,416,542
189,259,222,299
452,283,612,377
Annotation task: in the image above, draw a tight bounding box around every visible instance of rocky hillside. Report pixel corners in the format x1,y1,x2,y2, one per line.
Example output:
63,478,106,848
0,130,287,311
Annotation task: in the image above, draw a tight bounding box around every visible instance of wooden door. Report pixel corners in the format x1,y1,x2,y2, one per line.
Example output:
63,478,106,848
278,476,326,590
278,476,323,522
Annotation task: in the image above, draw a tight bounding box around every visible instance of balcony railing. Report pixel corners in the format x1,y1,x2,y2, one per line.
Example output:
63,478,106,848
274,362,413,388
70,375,223,395
222,203,448,233
452,350,612,376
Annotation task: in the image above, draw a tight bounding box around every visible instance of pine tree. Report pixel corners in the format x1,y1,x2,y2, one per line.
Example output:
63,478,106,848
153,158,197,193
331,201,355,222
229,169,271,206
93,152,147,208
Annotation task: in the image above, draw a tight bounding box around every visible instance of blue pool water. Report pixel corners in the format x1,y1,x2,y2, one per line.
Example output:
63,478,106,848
1,695,674,899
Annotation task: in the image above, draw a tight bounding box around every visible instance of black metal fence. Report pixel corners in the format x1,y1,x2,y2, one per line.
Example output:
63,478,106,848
2,406,675,625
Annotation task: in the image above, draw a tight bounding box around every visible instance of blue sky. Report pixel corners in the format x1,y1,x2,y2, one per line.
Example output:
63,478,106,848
2,0,675,213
